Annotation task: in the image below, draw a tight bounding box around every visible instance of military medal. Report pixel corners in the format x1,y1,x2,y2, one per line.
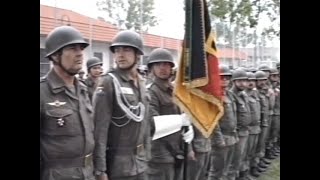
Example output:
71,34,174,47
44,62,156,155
96,86,104,93
57,118,65,127
47,100,66,107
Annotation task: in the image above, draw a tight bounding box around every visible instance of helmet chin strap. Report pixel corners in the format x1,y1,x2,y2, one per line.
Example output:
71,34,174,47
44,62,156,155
56,58,77,76
122,61,137,71
118,55,139,71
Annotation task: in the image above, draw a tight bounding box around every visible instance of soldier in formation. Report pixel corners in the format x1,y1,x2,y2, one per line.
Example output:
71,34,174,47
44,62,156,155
40,25,280,180
85,57,103,102
40,25,95,180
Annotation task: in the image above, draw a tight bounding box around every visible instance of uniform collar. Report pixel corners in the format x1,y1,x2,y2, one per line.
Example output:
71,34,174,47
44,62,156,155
154,77,172,92
46,68,85,96
85,76,96,87
46,69,66,93
230,86,247,97
113,68,145,84
114,68,131,82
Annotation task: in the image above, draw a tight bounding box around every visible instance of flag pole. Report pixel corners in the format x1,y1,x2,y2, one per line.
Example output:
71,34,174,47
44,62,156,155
183,126,189,180
183,0,193,179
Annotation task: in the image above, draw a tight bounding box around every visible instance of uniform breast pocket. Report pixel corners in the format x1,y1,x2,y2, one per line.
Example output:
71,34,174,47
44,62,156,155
224,101,234,114
237,102,247,113
160,99,173,107
248,98,256,104
248,98,257,109
237,102,249,125
44,108,74,136
85,103,94,132
159,95,174,111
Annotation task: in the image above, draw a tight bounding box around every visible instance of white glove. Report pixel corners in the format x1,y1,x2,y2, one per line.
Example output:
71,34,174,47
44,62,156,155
182,125,194,144
181,113,192,126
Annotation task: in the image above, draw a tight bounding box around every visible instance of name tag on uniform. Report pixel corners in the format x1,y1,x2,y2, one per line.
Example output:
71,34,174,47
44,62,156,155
120,87,134,95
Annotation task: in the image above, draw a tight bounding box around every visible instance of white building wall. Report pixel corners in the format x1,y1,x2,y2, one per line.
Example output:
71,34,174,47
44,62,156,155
83,41,112,73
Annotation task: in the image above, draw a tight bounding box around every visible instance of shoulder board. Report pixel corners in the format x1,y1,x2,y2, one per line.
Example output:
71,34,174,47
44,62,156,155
40,76,47,83
78,79,87,87
146,83,153,89
226,90,235,101
227,90,236,97
78,78,86,84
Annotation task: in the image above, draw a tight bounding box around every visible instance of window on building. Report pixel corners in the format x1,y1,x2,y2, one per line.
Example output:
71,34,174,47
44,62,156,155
40,48,50,77
109,52,114,70
93,52,103,61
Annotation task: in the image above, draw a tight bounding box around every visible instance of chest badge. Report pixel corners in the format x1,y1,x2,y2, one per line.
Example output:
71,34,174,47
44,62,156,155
96,87,103,93
47,100,66,107
56,118,65,127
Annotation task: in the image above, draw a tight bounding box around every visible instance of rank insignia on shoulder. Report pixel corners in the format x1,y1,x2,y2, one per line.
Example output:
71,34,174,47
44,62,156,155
47,100,66,107
146,83,153,89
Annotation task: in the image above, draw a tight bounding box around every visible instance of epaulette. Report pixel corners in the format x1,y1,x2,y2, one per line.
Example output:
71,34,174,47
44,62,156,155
227,90,238,102
227,89,236,97
146,83,153,89
78,79,87,87
40,76,47,83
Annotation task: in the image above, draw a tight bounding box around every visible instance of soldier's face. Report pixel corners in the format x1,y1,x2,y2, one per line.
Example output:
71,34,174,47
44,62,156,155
58,44,84,74
153,62,172,80
269,74,279,82
234,79,248,90
248,80,256,89
114,46,137,69
89,65,103,78
256,79,267,88
220,75,231,89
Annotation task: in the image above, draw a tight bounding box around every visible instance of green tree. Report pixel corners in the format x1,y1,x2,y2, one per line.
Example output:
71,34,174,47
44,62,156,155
96,0,158,32
208,0,280,67
209,0,254,47
248,0,280,38
262,0,280,39
208,0,280,46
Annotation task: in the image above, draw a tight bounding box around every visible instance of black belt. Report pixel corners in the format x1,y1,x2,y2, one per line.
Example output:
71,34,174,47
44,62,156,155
221,130,237,136
107,144,144,155
43,154,92,169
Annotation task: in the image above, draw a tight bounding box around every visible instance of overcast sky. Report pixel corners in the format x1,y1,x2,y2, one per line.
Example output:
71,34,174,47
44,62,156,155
40,0,185,39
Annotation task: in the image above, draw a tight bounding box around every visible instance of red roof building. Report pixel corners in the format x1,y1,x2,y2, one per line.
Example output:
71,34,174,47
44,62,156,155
40,4,248,76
